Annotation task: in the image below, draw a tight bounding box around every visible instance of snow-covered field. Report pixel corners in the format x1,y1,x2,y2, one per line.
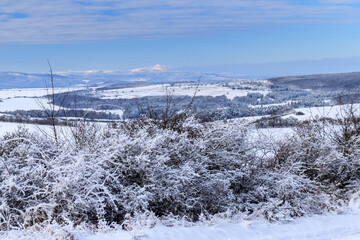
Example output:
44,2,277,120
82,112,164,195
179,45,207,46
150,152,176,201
0,87,84,112
284,103,360,121
0,97,47,112
0,88,50,112
0,87,126,120
0,122,76,140
0,83,270,115
0,122,28,134
0,88,65,99
2,213,360,240
91,83,269,100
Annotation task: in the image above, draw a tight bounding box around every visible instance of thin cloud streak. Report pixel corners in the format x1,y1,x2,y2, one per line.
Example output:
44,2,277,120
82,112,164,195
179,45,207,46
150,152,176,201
1,0,360,44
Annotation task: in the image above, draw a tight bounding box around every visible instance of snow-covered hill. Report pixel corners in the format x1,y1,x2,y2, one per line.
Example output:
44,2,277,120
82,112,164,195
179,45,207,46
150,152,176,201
0,65,245,89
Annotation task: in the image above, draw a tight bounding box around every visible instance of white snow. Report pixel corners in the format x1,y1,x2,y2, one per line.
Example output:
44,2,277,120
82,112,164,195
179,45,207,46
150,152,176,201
117,214,360,240
0,87,85,112
0,122,24,135
0,122,73,139
0,97,47,112
0,87,125,119
0,87,78,99
285,104,360,121
92,84,269,100
253,127,295,142
0,88,50,112
2,214,360,240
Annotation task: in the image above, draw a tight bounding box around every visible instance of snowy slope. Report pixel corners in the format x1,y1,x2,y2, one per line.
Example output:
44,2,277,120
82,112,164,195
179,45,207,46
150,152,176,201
284,103,360,121
91,83,269,100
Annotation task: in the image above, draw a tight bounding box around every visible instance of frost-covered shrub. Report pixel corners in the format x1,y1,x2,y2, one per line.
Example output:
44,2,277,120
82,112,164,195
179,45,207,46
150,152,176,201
0,127,56,230
0,119,254,228
3,114,360,230
249,167,324,221
271,116,360,203
327,106,360,189
99,118,255,221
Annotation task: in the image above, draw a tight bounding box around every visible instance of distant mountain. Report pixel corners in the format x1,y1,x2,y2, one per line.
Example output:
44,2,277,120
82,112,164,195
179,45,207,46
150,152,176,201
0,72,72,89
0,67,245,89
4,68,360,91
268,72,360,90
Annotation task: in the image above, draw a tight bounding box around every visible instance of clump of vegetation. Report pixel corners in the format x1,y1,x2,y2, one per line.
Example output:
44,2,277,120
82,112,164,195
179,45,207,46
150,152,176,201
1,102,360,232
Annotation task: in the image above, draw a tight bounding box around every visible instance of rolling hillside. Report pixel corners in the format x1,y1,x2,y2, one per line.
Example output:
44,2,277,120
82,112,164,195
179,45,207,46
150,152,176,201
269,72,360,90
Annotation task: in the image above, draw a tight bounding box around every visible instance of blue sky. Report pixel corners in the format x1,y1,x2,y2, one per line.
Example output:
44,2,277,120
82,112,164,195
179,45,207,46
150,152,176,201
1,0,360,75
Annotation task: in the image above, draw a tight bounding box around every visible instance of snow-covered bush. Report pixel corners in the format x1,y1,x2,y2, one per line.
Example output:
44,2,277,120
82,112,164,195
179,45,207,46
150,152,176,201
2,112,360,231
270,112,360,206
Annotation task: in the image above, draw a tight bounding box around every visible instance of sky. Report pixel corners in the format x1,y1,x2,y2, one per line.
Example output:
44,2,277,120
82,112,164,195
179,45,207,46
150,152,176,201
1,0,360,75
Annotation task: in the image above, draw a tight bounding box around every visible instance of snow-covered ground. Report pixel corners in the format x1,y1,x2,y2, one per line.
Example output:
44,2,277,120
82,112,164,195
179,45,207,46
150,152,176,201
0,88,50,112
0,122,27,134
0,88,65,99
79,214,360,240
0,87,84,112
0,87,90,99
0,84,268,116
2,213,360,240
91,83,269,100
0,97,48,112
0,87,126,119
0,122,74,139
284,103,360,121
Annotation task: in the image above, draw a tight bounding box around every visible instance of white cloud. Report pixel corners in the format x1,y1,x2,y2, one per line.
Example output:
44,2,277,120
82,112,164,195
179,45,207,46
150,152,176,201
0,0,360,44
